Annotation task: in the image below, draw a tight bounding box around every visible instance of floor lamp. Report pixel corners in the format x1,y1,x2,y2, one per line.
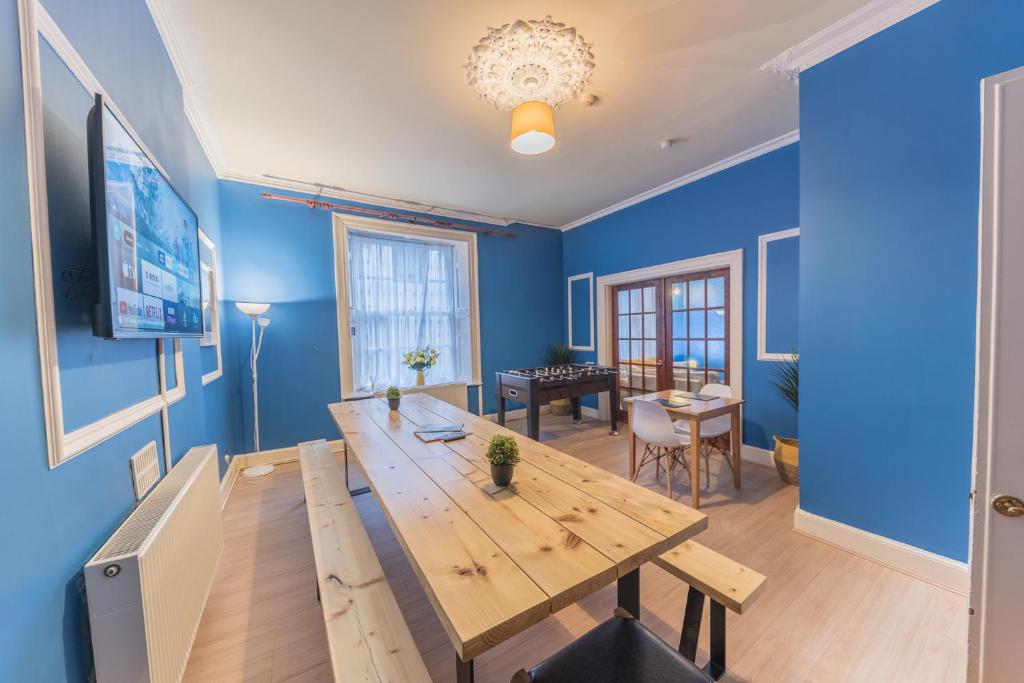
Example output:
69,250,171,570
236,302,273,478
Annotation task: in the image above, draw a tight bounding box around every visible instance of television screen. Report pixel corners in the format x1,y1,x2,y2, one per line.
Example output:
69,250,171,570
88,94,203,339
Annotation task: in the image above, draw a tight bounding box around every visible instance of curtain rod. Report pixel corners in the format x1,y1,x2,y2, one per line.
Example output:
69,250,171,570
258,193,518,239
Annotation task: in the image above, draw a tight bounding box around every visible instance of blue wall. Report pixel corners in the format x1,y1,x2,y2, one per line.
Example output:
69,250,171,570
563,144,801,449
218,181,564,451
0,0,239,679
765,235,799,354
799,0,1024,561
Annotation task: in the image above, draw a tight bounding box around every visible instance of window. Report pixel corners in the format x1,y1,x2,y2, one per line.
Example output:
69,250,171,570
334,216,480,396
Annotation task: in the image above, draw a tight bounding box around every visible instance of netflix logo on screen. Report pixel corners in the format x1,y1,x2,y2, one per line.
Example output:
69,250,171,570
143,295,164,329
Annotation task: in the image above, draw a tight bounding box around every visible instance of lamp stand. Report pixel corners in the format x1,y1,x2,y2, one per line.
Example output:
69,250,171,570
242,315,273,478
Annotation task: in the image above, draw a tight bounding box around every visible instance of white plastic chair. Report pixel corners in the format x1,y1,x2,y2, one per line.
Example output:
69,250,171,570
631,399,691,499
673,383,734,488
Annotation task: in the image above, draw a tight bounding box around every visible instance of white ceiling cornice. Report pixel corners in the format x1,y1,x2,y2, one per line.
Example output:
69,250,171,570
144,0,557,230
218,169,561,229
560,130,800,232
761,0,940,82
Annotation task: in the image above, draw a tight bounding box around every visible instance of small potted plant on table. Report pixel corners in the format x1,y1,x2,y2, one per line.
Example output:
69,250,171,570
386,385,402,411
486,434,520,488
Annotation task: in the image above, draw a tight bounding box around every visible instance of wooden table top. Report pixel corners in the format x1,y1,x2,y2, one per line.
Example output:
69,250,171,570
624,389,745,420
328,393,707,661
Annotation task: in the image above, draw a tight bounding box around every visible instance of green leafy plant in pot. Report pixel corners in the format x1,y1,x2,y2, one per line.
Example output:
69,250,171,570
545,344,577,416
486,434,520,487
386,385,402,411
769,353,799,485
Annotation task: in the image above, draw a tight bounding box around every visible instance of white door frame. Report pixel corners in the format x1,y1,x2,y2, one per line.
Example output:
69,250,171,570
968,65,1024,683
594,249,744,420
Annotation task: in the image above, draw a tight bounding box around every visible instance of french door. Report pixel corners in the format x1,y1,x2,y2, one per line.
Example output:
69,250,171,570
612,269,729,418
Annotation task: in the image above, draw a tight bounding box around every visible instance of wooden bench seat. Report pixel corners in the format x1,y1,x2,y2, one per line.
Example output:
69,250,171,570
654,540,767,614
298,439,430,683
654,541,766,680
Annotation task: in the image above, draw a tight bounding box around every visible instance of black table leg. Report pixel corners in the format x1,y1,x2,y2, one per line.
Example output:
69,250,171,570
617,568,640,618
497,394,506,427
608,382,620,435
342,439,371,497
528,400,541,441
456,654,474,683
570,397,582,424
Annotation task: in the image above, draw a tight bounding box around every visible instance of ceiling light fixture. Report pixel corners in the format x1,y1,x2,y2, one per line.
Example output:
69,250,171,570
465,16,595,156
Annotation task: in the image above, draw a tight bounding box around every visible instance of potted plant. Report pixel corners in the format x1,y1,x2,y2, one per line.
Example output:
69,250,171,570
545,344,576,416
485,434,520,487
769,353,799,485
402,346,439,386
386,385,402,411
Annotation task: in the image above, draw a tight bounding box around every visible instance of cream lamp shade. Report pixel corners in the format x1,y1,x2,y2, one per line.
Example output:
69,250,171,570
235,301,271,318
510,101,555,155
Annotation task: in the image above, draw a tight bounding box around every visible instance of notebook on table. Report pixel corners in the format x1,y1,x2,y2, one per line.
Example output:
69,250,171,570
671,391,717,402
415,430,467,443
414,423,463,433
652,398,689,409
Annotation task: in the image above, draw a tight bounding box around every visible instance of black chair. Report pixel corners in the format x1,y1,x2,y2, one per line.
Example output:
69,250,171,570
512,608,715,683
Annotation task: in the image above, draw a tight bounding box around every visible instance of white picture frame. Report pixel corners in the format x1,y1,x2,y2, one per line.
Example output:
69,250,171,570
567,272,595,351
757,227,800,361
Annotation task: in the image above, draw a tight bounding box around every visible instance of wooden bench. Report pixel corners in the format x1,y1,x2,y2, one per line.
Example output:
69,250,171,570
654,541,767,680
298,439,430,683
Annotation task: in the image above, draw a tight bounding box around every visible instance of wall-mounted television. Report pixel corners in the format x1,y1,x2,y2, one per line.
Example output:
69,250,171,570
88,94,203,339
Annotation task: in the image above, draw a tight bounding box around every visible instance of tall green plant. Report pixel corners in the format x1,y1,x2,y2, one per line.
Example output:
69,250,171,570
770,353,799,412
546,344,577,366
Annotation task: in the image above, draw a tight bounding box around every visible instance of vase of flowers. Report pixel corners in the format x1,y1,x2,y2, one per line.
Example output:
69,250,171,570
486,434,521,488
386,386,402,411
402,346,439,386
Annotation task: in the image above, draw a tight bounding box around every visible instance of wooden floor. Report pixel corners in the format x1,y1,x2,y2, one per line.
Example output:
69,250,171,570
183,414,967,683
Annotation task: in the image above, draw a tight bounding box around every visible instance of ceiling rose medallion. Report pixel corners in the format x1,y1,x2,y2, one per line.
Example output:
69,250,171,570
465,16,595,155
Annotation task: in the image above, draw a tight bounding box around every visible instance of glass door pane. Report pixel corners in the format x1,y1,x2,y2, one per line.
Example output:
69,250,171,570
667,270,728,393
611,280,664,419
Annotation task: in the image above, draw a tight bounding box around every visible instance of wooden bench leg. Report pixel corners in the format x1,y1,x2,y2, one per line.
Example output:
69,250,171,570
617,568,640,618
456,654,474,683
678,587,727,680
678,586,704,661
705,600,726,680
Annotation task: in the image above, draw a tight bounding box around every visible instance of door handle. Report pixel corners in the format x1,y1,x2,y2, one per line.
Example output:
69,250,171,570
993,495,1024,517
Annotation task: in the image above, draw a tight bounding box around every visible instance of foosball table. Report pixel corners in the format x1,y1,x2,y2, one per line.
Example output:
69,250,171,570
495,364,619,441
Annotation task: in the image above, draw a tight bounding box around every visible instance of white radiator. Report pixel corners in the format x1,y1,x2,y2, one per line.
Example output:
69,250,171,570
85,445,223,683
400,381,469,409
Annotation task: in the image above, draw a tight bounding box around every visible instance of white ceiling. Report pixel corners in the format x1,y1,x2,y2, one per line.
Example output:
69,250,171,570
163,0,868,228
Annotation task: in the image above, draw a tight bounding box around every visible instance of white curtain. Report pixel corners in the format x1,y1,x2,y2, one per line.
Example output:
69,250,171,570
349,231,459,391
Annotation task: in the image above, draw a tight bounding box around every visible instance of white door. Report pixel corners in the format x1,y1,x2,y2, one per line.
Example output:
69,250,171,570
969,65,1024,683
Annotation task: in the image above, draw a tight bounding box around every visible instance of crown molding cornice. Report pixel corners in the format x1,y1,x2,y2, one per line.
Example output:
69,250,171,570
219,170,560,229
761,0,940,82
560,130,800,231
144,0,555,230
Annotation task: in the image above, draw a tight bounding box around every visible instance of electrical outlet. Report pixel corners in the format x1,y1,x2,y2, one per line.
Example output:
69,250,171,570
224,453,231,464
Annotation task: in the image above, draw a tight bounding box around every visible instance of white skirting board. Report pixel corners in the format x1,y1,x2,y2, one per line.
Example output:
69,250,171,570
793,507,968,595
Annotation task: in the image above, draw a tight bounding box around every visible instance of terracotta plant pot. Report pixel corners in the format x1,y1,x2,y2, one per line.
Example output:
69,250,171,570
548,398,572,416
388,398,400,411
490,463,515,488
773,436,799,485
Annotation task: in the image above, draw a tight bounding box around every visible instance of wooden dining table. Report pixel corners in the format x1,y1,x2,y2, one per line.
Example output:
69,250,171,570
328,392,707,682
624,390,745,509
